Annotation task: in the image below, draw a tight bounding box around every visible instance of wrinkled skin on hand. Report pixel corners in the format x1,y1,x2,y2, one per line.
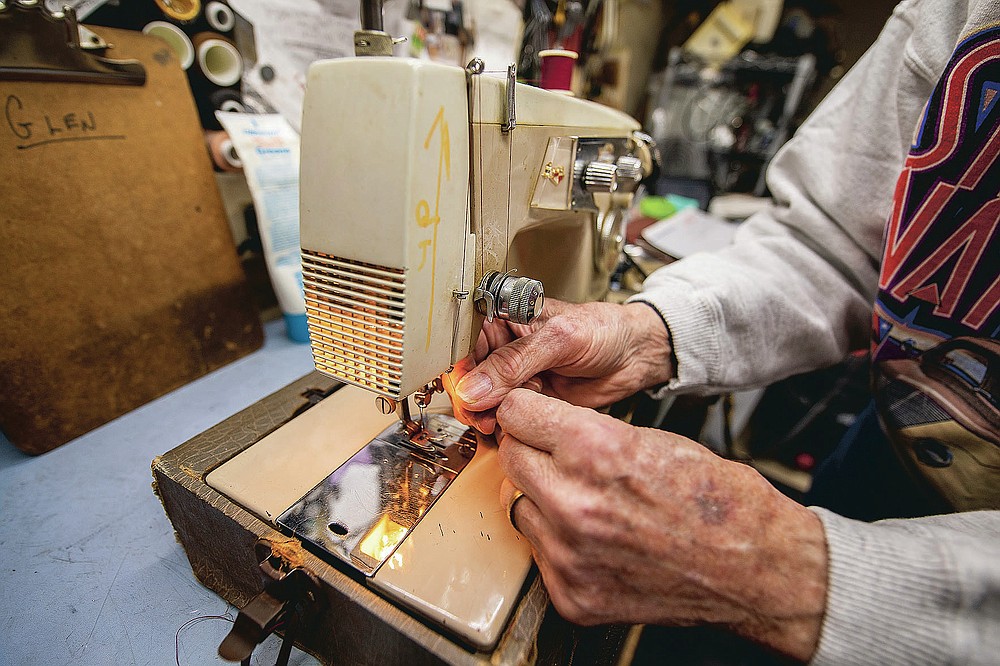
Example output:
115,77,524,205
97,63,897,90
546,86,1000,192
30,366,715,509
495,389,829,662
446,299,674,434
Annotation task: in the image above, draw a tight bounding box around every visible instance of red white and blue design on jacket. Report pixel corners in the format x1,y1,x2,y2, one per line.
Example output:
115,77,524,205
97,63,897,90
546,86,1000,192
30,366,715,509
873,26,1000,364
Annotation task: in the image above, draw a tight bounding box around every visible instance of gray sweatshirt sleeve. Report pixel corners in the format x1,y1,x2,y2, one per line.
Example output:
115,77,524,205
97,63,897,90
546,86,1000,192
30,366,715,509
810,508,1000,665
628,0,967,395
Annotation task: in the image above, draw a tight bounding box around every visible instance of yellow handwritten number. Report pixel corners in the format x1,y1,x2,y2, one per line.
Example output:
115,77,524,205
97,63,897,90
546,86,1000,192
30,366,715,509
417,239,432,270
415,106,450,350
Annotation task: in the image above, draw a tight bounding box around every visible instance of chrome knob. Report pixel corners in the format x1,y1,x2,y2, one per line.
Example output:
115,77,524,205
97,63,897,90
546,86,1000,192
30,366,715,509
614,155,643,192
507,276,544,324
580,161,619,194
475,271,544,325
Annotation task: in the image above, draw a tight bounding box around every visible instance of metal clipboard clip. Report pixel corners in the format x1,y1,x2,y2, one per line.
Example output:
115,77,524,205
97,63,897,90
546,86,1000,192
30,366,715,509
0,1,145,85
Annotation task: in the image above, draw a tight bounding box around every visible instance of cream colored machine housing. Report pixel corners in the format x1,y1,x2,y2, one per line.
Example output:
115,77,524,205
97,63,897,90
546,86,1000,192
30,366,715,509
299,58,640,400
205,56,648,652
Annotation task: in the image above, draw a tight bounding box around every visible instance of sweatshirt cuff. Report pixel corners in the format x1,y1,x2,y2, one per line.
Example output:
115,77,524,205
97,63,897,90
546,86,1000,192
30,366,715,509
626,274,723,396
808,507,955,666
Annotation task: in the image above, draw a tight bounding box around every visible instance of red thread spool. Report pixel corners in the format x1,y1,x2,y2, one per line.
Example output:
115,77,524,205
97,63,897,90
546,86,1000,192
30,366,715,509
539,49,577,94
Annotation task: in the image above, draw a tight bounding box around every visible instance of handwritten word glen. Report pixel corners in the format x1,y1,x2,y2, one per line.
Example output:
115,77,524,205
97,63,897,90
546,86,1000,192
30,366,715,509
5,95,124,150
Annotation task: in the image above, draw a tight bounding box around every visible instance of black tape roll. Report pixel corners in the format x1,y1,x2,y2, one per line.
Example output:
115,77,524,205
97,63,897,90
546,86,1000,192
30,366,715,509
211,88,247,114
195,87,246,130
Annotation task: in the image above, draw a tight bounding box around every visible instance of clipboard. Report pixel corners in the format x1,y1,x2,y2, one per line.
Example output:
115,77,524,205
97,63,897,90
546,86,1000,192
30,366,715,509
1,8,263,454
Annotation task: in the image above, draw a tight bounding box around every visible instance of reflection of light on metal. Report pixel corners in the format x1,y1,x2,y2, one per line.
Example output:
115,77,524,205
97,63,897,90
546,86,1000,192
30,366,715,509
387,552,404,571
358,514,408,565
431,475,449,495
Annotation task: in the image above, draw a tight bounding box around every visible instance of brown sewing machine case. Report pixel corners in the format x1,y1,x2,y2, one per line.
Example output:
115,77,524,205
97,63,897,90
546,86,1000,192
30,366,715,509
152,372,631,665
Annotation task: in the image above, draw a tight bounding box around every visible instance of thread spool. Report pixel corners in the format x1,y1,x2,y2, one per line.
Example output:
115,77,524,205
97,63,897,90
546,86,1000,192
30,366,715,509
205,1,235,32
210,88,246,114
142,21,195,70
206,130,243,172
193,32,243,87
154,0,200,22
539,49,577,94
198,88,245,130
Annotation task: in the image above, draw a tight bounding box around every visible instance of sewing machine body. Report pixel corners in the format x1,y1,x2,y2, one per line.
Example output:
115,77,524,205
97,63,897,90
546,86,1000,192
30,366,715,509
298,57,641,398
207,57,644,651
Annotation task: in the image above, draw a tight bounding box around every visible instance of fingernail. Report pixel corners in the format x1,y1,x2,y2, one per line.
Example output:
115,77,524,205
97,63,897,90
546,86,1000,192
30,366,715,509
457,372,493,404
473,416,495,435
522,377,543,393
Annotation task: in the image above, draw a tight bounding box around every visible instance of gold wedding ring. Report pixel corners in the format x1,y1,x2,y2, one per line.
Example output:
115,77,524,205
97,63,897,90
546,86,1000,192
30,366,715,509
507,489,527,532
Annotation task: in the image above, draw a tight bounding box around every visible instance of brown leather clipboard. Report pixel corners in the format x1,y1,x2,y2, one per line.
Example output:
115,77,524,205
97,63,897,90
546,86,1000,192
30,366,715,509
0,17,263,454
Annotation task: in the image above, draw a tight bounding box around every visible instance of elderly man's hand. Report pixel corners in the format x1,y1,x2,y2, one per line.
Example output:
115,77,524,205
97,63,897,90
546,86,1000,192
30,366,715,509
496,389,829,662
447,299,674,433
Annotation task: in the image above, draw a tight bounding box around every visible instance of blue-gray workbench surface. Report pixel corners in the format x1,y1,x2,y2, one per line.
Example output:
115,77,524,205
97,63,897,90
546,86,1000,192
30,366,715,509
0,320,322,666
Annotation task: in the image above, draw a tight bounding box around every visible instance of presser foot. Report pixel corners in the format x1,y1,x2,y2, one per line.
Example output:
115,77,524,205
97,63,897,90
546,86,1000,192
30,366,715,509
393,379,448,448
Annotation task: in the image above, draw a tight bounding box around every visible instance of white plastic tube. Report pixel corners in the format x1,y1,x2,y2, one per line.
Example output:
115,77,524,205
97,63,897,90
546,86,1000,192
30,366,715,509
142,21,195,70
206,1,236,32
197,36,243,87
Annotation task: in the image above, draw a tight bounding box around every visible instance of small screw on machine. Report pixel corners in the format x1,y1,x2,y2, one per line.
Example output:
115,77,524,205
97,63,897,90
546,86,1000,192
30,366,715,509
375,395,397,415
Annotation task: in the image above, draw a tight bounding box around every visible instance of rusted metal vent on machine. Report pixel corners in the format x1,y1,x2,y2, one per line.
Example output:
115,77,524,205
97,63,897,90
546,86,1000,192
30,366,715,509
301,249,405,398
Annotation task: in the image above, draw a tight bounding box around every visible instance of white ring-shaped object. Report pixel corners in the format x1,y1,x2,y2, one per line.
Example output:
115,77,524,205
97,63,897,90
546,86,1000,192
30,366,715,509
220,138,242,169
218,98,246,113
142,21,195,71
197,38,243,87
205,1,235,32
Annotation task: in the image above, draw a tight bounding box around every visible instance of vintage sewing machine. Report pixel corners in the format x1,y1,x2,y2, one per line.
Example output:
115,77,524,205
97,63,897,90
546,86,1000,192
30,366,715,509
159,3,654,662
